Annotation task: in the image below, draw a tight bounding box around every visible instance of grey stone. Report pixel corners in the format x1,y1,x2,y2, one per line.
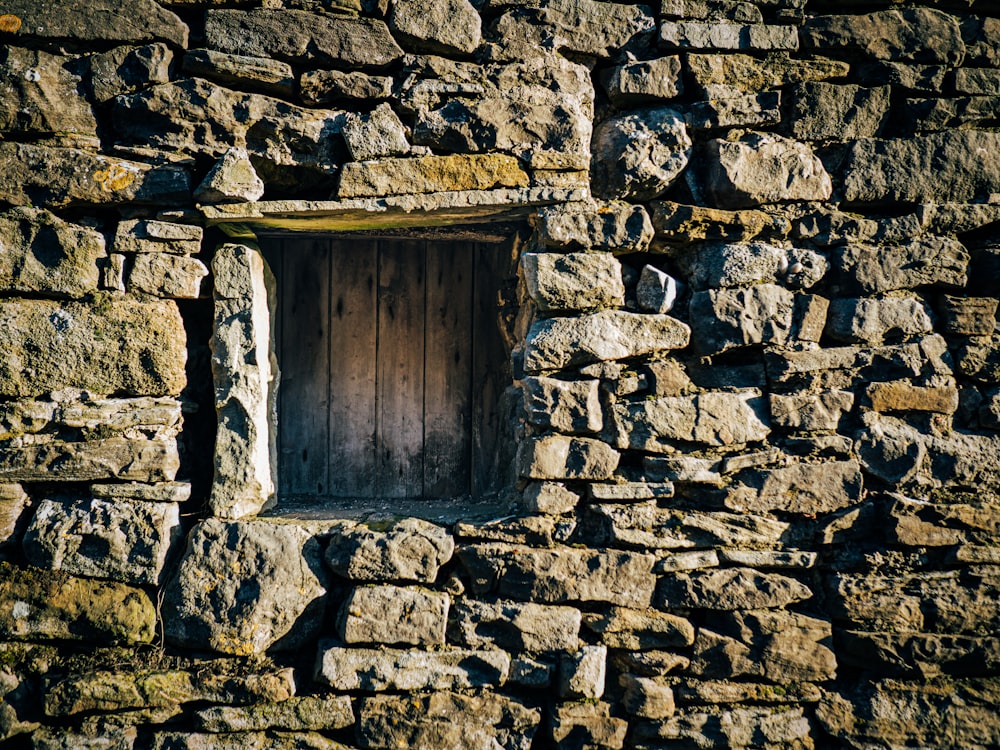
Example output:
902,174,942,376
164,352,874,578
524,310,690,371
390,0,482,55
0,143,190,209
939,295,998,336
660,22,798,50
726,460,864,514
0,438,178,483
956,334,1000,384
658,568,812,610
0,207,104,299
0,396,181,443
0,0,188,46
31,728,135,750
458,543,656,608
718,549,817,569
832,237,969,294
841,131,1000,204
660,0,765,23
181,49,294,99
338,153,529,199
888,494,1000,548
534,202,653,252
90,482,191,503
655,550,721,573
676,678,820,705
509,657,554,688
89,44,173,104
788,83,890,141
588,482,675,503
516,436,619,480
689,284,797,354
0,484,28,548
523,0,655,58
590,107,691,201
204,10,402,69
450,599,581,651
149,732,339,750
338,585,448,646
114,219,203,255
0,562,155,644
621,675,675,719
521,253,624,313
559,645,606,700
129,253,209,299
770,390,854,431
906,96,1000,133
0,47,97,142
162,519,328,655
826,297,934,345
854,61,948,94
341,103,410,162
550,701,628,750
636,265,680,314
839,631,1000,679
358,692,539,750
682,241,827,291
299,70,394,105
194,695,354,733
801,8,965,65
702,132,832,208
315,644,509,692
686,52,849,94
612,392,769,450
453,516,559,547
634,706,811,748
325,518,453,583
194,148,266,204
523,376,602,434
210,244,277,520
603,56,683,104
523,482,580,514
582,606,694,649
22,497,181,586
955,68,1000,96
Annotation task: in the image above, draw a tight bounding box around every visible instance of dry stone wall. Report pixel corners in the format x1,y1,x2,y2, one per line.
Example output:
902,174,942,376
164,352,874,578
1,0,1000,748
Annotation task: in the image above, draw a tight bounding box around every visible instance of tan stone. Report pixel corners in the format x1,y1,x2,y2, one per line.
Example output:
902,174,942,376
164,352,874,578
338,154,530,199
869,382,959,414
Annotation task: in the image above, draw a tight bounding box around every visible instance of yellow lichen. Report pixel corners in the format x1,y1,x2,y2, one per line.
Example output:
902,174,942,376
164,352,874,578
0,14,22,33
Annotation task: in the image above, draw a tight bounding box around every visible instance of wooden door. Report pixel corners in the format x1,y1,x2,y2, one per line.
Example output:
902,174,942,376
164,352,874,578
264,237,506,503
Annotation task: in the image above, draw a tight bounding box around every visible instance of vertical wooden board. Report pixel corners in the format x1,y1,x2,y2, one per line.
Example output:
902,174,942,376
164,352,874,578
327,239,378,498
277,238,330,498
423,242,473,498
376,240,426,497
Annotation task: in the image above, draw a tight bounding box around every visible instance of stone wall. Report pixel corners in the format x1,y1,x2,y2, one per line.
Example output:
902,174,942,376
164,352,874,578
1,0,1000,748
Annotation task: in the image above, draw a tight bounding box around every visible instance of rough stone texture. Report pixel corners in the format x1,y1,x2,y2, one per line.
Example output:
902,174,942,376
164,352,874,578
338,154,529,199
449,599,581,652
621,675,676,719
788,82,890,141
590,108,691,201
583,606,695,649
826,297,934,344
658,568,812,610
702,132,832,208
521,252,624,313
559,644,607,699
194,695,354,733
338,585,448,647
129,253,209,299
0,438,179,483
341,103,410,162
650,201,790,243
162,519,328,655
522,482,580,515
181,49,294,100
516,435,619,480
833,237,969,294
660,22,798,51
726,460,864,514
89,43,173,104
612,392,770,450
0,0,188,46
535,202,653,252
680,241,827,291
635,705,812,748
686,53,849,94
0,47,97,142
523,376,602,433
603,56,683,104
149,732,340,750
390,0,482,55
195,148,266,204
517,0,655,59
300,70,394,105
636,265,680,313
770,390,854,431
688,284,797,354
325,519,453,583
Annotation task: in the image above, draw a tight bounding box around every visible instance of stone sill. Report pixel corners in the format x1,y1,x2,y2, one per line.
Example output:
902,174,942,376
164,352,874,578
262,495,520,526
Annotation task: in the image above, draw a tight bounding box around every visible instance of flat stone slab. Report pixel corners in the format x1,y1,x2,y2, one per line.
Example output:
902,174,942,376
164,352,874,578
449,599,581,652
194,695,354,732
325,518,453,583
315,644,510,691
338,585,448,646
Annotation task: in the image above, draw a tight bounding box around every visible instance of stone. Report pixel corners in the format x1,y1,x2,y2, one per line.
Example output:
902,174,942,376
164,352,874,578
129,254,210,299
0,562,155,644
458,544,657,608
550,702,627,750
0,396,182,444
0,298,185,398
91,482,191,503
45,668,294,716
523,482,580,514
869,382,959,414
210,244,277,519
559,645,606,700
956,334,1000,384
0,143,190,208
390,0,482,55
0,0,188,46
204,10,402,69
338,153,529,199
702,132,832,208
675,679,822,705
535,202,653,252
0,47,97,141
590,107,691,201
582,606,694,649
769,390,854,431
521,0,655,58
299,70,395,105
636,265,680,314
635,706,812,748
788,82,890,141
906,96,1000,132
325,518,453,583
22,497,181,586
854,61,948,94
889,494,1000,547
0,484,27,547
826,296,934,345
31,727,136,750
656,550,721,573
115,220,203,255
89,44,172,103
358,692,539,750
832,237,969,294
524,310,690,371
682,242,828,291
621,675,675,719
727,460,864,514
194,148,266,204
0,207,104,299
0,438,178,483
956,68,1000,96
838,631,1000,679
453,516,558,546
162,518,328,655
181,49,294,99
603,56,683,104
449,599,581,652
315,644,510,692
718,550,817,569
801,8,965,66
523,377,602,433
650,201,790,243
611,650,690,678
841,131,1000,204
688,284,798,354
194,695,354,733
149,732,340,750
516,435,619,480
939,296,998,336
341,103,410,163
658,568,812,610
612,392,769,451
338,585,448,647
686,53,849,95
521,253,624,313
589,483,675,503
660,22,798,50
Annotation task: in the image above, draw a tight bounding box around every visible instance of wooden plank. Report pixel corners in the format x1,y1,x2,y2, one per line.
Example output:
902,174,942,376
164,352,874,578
327,239,378,498
376,240,426,497
277,238,330,498
423,242,473,497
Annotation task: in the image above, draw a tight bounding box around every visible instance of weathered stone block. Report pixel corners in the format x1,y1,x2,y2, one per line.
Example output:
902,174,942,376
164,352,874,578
0,0,188,46
129,254,209,299
341,103,410,162
524,310,690,371
338,153,529,199
689,284,796,354
89,43,173,103
162,519,328,655
582,606,694,649
551,702,628,750
635,706,812,748
826,296,934,345
868,382,959,414
683,91,781,130
0,484,28,548
683,242,827,291
0,438,179,483
636,265,680,314
660,22,798,50
650,201,790,243
315,644,509,692
770,390,854,431
180,49,294,99
523,377,602,434
523,482,580,515
603,56,683,104
788,83,890,141
613,392,770,450
115,219,203,256
300,69,394,105
675,679,821,705
839,630,1000,679
390,0,481,55
449,599,581,652
657,568,812,610
686,52,849,94
559,645,606,700
833,237,968,294
0,47,97,141
621,675,675,719
588,482,675,503
727,460,864,514
888,494,1000,548
325,518,453,583
516,435,619,480
453,516,559,546
535,201,653,252
194,695,354,733
149,731,338,750
522,253,624,314
338,585,448,647
939,295,998,336
194,148,265,205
